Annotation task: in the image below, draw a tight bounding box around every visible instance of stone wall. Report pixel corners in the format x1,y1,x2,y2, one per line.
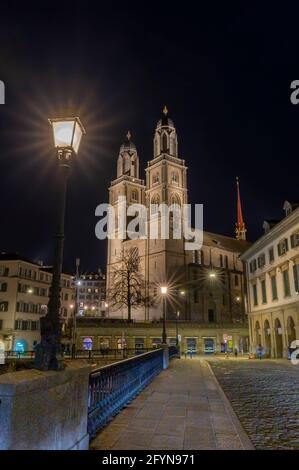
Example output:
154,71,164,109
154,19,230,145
0,361,90,450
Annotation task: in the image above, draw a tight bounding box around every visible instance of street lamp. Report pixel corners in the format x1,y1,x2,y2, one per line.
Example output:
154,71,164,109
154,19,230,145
34,116,85,371
209,271,216,279
160,285,168,344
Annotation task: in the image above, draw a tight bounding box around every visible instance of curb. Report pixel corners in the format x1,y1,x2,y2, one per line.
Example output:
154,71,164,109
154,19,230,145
204,360,255,450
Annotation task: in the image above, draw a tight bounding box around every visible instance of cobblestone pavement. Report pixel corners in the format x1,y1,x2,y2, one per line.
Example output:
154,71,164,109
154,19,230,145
90,358,252,450
209,358,299,450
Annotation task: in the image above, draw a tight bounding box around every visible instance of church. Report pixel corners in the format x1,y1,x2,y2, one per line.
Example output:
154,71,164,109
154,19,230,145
106,107,251,329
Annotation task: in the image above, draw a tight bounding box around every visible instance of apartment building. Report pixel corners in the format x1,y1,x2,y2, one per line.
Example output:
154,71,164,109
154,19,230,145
0,253,74,352
241,201,299,357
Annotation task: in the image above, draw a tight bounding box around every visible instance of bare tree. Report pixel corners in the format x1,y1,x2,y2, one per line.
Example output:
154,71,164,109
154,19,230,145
108,247,151,321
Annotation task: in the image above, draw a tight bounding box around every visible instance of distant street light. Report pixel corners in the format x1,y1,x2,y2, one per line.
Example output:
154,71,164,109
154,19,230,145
34,116,85,371
160,285,168,343
209,271,216,279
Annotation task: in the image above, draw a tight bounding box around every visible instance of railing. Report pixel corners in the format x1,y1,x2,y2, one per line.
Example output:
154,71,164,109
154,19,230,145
88,348,164,438
3,347,157,361
73,347,156,360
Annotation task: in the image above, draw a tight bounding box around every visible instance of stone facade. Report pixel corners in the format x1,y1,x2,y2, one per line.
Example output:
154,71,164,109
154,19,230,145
0,253,74,352
241,201,299,357
105,110,250,346
76,318,249,354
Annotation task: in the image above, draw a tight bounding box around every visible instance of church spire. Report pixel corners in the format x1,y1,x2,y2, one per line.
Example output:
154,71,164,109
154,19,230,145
235,177,247,240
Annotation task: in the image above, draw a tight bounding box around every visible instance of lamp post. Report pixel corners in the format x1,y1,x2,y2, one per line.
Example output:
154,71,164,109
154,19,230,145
35,117,85,371
160,285,168,344
71,258,81,358
176,310,180,346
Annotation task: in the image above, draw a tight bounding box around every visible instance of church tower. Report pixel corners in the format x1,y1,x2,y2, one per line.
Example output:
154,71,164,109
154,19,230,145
235,176,247,240
145,107,188,320
106,133,146,319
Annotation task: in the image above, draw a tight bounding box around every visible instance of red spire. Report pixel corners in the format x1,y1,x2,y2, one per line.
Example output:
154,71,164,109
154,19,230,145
235,177,247,240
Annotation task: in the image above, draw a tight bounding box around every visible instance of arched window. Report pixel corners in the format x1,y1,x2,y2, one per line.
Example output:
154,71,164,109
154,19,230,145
170,194,181,208
131,190,138,202
162,133,168,152
152,173,159,185
171,172,179,184
151,195,160,215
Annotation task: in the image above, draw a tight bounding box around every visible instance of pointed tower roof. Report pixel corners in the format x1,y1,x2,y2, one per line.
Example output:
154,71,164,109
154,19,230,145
120,130,136,153
157,105,175,128
235,177,247,240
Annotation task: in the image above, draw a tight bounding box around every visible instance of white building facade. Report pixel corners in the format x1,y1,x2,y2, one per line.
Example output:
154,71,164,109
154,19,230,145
0,253,74,352
241,201,299,358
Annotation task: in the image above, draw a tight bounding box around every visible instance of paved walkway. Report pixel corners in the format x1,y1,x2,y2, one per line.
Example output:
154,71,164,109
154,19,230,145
90,357,253,450
210,358,299,450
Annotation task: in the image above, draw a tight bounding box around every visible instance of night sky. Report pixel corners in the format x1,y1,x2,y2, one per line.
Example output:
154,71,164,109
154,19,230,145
1,2,299,273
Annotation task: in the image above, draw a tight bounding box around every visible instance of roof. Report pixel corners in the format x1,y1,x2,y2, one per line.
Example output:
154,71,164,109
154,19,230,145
202,231,251,253
0,252,36,264
0,252,72,276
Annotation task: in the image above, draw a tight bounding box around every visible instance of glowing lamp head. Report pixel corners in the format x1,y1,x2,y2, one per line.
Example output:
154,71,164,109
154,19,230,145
84,305,88,310
49,116,85,154
180,290,185,296
105,302,108,308
209,272,216,279
91,306,95,311
160,285,168,295
27,288,33,294
70,304,74,309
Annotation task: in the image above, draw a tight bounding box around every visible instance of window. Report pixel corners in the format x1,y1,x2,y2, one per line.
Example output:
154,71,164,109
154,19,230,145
282,269,291,297
131,190,138,202
0,301,8,312
258,254,266,269
151,195,160,215
269,247,275,263
171,172,179,184
290,232,299,248
271,275,278,300
278,238,289,256
0,319,3,330
194,251,202,264
252,284,258,306
224,255,228,268
250,260,257,273
0,266,9,276
162,133,168,152
15,320,22,330
220,254,223,267
293,264,299,293
31,321,38,331
0,282,7,292
193,289,199,303
261,279,267,304
152,173,159,184
208,309,215,323
64,293,68,301
234,275,239,287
